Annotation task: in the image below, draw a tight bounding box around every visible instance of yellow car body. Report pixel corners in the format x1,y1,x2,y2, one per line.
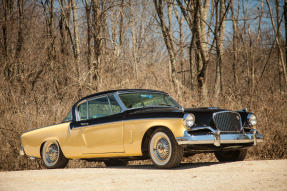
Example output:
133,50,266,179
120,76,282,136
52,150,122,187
21,118,185,159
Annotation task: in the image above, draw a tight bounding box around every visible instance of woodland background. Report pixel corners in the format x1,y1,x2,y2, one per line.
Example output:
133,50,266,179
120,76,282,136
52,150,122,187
0,0,286,171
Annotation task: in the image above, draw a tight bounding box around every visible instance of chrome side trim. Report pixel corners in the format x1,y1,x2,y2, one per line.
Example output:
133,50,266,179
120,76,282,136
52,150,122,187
71,117,182,129
176,128,263,146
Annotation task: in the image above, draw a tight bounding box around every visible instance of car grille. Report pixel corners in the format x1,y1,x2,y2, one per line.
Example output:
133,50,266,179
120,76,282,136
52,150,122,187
213,112,242,132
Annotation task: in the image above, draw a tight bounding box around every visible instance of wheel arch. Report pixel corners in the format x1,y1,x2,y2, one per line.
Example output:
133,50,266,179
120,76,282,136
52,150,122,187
40,138,65,158
141,126,174,157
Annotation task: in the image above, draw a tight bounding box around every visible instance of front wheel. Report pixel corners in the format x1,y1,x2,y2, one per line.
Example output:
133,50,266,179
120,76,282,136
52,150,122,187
41,141,69,169
149,128,183,169
214,149,247,162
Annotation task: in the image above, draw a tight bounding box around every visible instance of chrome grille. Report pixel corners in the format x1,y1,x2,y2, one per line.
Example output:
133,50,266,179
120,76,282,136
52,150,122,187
213,111,242,132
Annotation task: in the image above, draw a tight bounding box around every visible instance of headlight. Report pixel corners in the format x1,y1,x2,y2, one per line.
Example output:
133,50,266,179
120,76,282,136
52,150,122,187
247,113,257,127
183,113,195,129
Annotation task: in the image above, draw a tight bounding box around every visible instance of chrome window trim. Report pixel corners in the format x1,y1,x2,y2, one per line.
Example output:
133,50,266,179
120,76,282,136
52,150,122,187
117,90,168,95
107,96,113,113
75,93,126,122
113,92,127,112
76,95,108,121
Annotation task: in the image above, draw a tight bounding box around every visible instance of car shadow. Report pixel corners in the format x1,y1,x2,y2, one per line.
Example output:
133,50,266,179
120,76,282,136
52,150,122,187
103,161,220,170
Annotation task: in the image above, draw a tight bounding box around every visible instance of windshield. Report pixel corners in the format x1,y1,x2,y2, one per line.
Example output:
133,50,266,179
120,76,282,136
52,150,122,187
119,92,181,109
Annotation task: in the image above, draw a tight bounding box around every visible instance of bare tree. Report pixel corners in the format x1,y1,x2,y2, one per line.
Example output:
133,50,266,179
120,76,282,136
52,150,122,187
91,0,102,82
130,0,138,79
214,0,227,99
2,0,15,79
266,0,287,85
173,4,185,86
59,0,70,56
71,0,80,78
153,0,178,84
230,0,238,88
83,0,93,79
176,0,211,99
15,0,24,60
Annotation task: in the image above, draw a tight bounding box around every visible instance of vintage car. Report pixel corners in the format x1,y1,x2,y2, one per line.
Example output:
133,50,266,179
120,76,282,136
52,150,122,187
20,89,263,169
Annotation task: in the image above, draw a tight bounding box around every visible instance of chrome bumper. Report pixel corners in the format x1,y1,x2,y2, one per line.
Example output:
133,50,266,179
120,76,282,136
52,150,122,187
176,128,263,147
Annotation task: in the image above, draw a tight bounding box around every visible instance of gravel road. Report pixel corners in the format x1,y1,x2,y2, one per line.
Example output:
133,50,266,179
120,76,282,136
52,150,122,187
0,160,286,191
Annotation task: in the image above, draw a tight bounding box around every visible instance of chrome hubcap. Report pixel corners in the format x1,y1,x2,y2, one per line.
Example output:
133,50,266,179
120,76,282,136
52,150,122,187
43,142,59,166
150,132,172,165
155,138,170,160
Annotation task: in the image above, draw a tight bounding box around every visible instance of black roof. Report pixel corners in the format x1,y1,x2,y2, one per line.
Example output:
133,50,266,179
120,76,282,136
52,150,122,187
77,89,167,103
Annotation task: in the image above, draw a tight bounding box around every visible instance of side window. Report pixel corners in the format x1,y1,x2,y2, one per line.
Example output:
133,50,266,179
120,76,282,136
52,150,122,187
108,95,122,114
78,102,88,120
88,97,111,119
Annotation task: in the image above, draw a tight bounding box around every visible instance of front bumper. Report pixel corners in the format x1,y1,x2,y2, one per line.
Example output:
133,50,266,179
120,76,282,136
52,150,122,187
176,128,263,147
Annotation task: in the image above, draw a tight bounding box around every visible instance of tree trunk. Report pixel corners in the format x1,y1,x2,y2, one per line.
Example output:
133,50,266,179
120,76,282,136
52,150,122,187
266,0,287,86
2,0,13,79
275,0,283,90
153,0,177,84
71,0,80,64
48,0,56,63
58,0,76,59
15,0,24,60
174,5,185,86
214,0,225,99
130,0,138,79
194,0,209,99
92,0,102,82
84,0,92,82
230,0,238,88
119,0,124,46
59,0,69,56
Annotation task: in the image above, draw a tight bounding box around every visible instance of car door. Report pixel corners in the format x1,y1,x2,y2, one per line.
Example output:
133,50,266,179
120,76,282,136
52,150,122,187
74,95,125,154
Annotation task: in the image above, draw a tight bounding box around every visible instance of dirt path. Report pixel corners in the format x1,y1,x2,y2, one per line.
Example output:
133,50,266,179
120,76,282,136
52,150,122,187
0,160,286,191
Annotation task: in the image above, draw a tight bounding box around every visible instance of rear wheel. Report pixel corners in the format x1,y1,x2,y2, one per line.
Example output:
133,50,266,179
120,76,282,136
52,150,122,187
104,159,128,167
149,128,183,169
41,141,69,169
214,149,247,162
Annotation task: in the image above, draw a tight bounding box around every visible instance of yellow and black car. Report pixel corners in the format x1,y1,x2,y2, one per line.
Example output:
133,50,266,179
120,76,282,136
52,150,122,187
20,89,263,169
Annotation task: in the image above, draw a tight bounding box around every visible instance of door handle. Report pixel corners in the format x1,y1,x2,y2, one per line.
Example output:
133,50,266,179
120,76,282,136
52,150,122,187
80,122,89,126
